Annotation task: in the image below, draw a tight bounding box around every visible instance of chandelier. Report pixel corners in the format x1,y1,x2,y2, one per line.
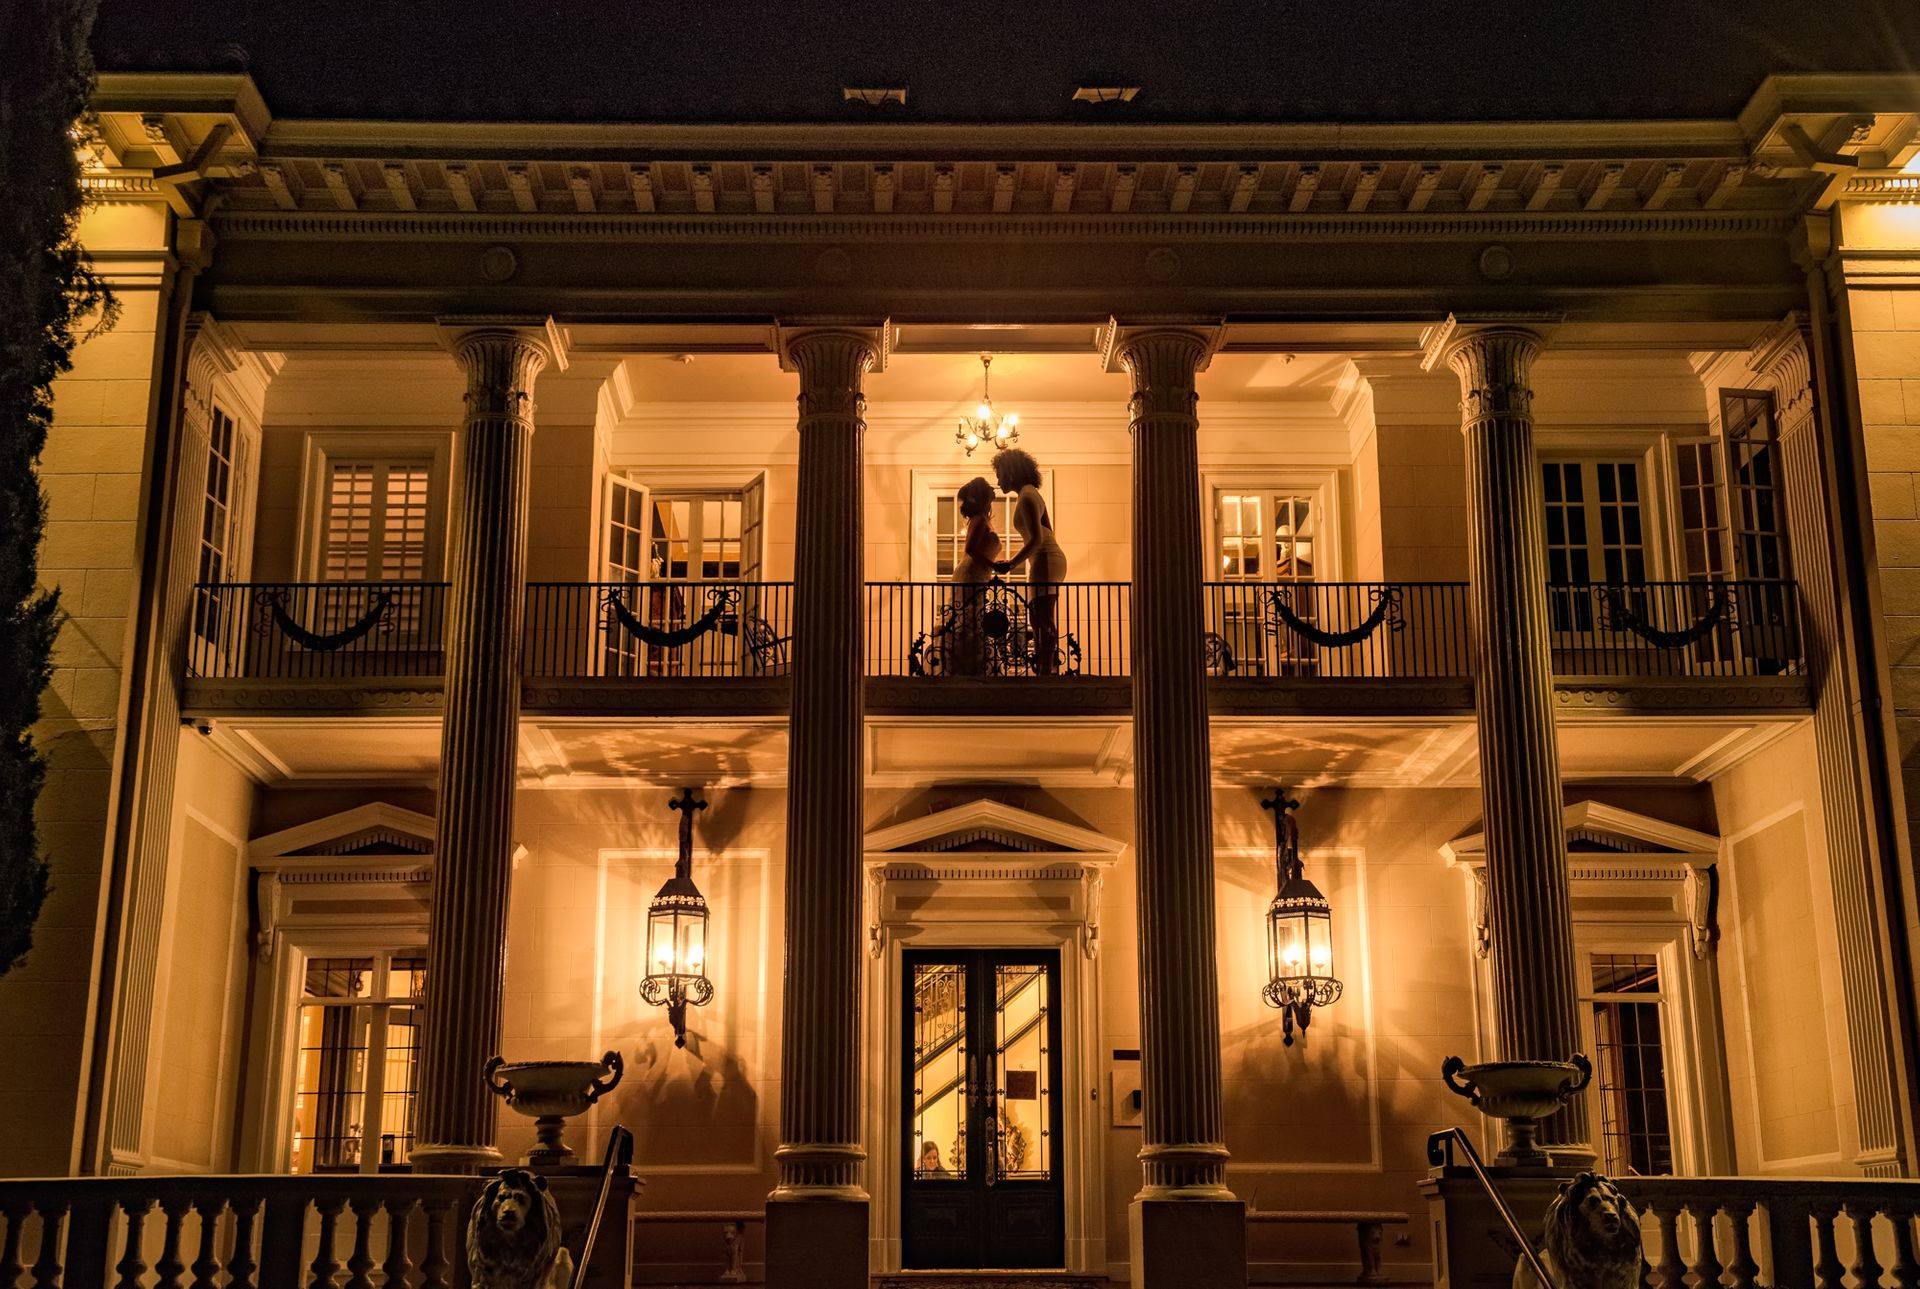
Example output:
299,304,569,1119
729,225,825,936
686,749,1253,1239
1261,788,1342,1046
642,787,714,1048
955,354,1020,456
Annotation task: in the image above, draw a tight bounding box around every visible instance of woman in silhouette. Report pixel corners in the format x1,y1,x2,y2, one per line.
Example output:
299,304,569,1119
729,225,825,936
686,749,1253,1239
991,448,1068,675
938,476,1000,675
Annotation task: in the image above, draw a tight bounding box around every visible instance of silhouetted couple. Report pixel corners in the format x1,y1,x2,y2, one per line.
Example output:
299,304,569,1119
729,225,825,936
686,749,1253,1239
950,449,1067,676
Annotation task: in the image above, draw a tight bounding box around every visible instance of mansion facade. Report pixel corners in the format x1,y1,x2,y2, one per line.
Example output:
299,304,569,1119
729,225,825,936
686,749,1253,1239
12,67,1920,1286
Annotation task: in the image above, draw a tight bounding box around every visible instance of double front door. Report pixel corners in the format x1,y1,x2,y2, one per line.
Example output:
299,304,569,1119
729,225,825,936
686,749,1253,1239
903,948,1065,1269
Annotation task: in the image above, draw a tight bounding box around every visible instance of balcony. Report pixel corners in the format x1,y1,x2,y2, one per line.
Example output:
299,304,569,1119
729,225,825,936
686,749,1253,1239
183,578,1809,722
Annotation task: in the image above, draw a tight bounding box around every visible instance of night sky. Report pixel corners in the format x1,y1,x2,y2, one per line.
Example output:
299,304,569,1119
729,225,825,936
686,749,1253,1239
92,0,1920,124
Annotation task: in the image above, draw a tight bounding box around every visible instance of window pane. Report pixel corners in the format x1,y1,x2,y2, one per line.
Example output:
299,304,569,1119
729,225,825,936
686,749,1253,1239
995,964,1052,1181
378,1004,422,1168
304,957,375,1000
912,963,968,1181
323,464,375,581
1587,952,1673,1176
291,1002,371,1173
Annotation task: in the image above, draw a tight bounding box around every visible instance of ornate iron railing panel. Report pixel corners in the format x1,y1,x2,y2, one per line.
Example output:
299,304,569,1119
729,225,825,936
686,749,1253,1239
522,581,794,679
1548,579,1802,678
1203,581,1472,679
188,581,449,680
865,581,1129,678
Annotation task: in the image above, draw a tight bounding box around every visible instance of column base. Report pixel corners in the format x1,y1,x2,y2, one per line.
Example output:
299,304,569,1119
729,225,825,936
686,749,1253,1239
408,1141,504,1174
767,1194,869,1289
1130,1197,1246,1289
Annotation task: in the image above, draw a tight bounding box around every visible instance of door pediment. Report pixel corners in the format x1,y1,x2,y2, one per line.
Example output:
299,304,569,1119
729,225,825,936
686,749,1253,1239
865,799,1121,961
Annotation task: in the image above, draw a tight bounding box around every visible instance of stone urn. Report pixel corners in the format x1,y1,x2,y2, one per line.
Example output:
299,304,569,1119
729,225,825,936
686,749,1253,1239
484,1050,624,1167
1441,1053,1592,1166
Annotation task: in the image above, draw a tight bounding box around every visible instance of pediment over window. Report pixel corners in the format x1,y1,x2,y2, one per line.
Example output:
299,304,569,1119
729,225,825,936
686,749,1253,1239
249,802,436,864
1440,800,1718,866
1441,801,1720,960
863,798,1125,859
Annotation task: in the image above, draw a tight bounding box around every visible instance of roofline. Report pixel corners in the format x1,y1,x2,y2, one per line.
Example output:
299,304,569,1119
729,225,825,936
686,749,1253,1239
89,70,1920,164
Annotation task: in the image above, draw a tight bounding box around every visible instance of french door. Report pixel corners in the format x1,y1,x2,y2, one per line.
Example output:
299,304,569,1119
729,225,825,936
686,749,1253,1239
903,948,1065,1269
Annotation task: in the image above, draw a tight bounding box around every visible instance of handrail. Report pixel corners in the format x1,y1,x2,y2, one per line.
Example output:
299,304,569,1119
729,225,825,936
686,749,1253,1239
1426,1128,1559,1289
573,1124,636,1289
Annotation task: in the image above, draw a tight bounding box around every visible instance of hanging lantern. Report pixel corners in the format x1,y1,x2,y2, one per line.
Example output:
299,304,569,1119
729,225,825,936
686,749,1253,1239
1260,789,1342,1046
641,787,713,1048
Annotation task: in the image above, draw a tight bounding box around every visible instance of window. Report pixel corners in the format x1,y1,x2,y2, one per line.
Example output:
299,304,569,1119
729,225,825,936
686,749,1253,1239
601,477,765,677
321,460,433,582
606,481,764,584
1542,459,1648,631
1212,488,1322,676
289,952,425,1174
1719,390,1791,583
1584,952,1675,1176
1214,490,1318,585
192,405,251,644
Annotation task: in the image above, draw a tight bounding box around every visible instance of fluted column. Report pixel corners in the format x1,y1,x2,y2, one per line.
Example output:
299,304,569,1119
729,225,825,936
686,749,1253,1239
766,324,883,1289
1111,322,1246,1289
1435,322,1592,1156
411,319,562,1173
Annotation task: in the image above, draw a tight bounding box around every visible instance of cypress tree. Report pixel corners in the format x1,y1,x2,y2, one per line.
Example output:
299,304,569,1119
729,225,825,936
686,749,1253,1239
0,0,113,975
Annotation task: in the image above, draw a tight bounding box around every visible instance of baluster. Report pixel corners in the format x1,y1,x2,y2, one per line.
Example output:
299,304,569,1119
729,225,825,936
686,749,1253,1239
1891,1209,1920,1289
1848,1202,1886,1289
1648,1202,1687,1289
1723,1199,1761,1289
343,1197,377,1289
1685,1201,1725,1289
29,1201,66,1289
1814,1204,1846,1289
421,1200,452,1289
310,1195,346,1288
381,1198,418,1289
187,1196,224,1289
1,1201,29,1289
154,1195,191,1289
226,1198,260,1289
113,1199,152,1289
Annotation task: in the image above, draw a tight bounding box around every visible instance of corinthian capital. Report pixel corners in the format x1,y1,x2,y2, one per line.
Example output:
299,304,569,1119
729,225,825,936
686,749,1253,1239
1424,319,1545,427
776,321,887,423
1103,320,1221,425
439,316,567,424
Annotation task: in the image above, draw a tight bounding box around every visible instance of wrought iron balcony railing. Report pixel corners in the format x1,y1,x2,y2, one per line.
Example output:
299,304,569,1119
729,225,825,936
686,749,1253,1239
522,581,796,679
186,577,1804,687
187,580,449,681
866,580,1130,678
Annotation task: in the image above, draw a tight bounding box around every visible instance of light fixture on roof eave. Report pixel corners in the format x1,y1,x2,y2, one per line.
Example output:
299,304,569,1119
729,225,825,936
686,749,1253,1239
843,87,908,107
1073,86,1140,104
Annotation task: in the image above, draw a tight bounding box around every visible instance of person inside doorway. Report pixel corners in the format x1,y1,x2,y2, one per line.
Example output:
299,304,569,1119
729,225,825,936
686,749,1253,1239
916,1140,952,1177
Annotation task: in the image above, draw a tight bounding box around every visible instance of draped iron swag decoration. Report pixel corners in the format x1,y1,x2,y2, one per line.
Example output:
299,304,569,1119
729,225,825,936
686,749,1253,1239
1261,788,1343,1046
256,589,395,652
603,585,741,648
1595,584,1733,649
1265,584,1404,650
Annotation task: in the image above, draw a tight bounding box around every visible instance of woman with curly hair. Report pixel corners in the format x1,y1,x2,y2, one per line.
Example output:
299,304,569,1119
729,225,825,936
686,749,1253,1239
990,448,1068,675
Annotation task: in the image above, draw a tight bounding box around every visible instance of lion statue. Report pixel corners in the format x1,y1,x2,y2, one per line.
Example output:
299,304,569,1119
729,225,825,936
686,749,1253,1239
1513,1171,1643,1289
468,1169,575,1289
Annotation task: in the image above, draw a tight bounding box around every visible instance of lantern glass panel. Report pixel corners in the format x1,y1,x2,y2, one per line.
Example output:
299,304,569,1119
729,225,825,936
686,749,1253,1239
679,909,706,976
1307,909,1333,977
647,907,678,977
